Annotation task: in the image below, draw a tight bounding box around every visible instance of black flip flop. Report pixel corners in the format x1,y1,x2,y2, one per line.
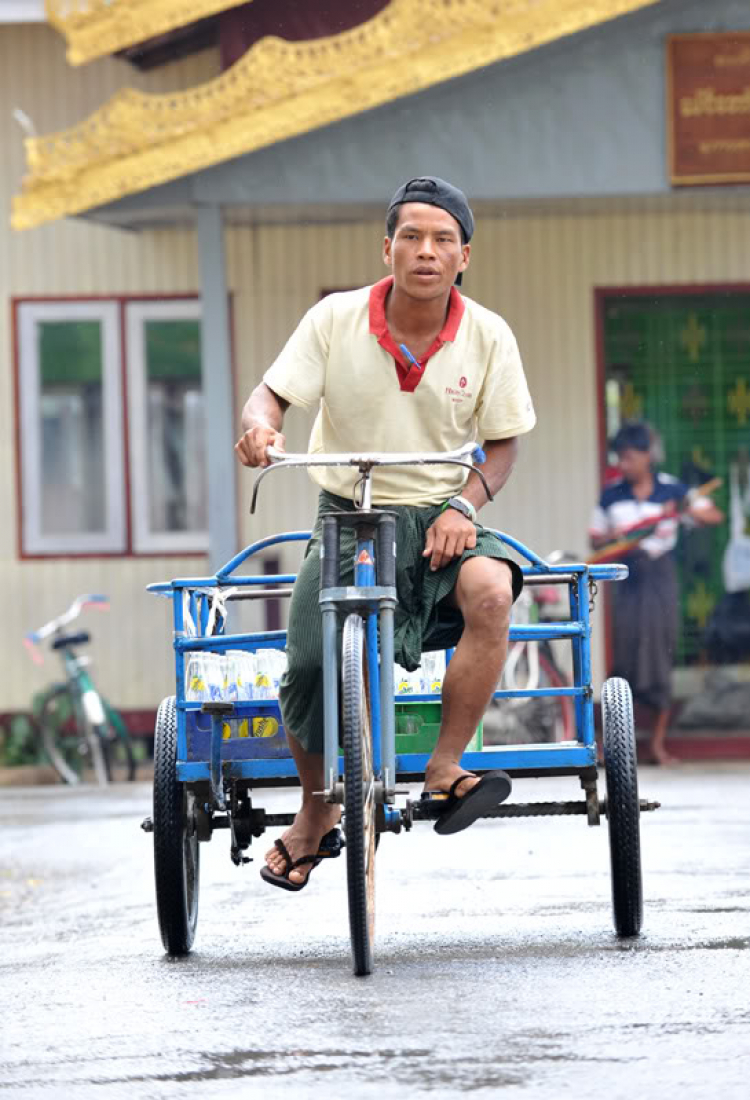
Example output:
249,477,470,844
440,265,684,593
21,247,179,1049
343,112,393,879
259,827,345,892
430,771,512,835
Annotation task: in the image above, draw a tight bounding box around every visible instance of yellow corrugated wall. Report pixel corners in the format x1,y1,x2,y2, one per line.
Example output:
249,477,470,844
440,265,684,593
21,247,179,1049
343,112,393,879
3,25,750,709
0,26,218,710
230,210,750,691
233,208,750,553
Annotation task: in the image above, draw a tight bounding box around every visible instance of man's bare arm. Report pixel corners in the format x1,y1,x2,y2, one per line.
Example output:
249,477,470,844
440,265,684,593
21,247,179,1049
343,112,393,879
235,383,290,468
422,437,520,572
461,437,519,514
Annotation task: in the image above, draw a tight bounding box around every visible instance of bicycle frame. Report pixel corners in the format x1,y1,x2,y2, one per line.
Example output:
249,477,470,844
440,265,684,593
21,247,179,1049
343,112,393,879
319,505,397,803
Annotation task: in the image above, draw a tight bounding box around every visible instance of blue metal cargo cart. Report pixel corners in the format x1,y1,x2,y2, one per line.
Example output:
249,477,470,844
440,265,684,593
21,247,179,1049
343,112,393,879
144,443,658,976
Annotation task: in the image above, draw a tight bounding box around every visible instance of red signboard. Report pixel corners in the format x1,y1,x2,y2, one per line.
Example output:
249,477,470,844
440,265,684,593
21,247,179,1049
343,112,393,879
668,33,750,186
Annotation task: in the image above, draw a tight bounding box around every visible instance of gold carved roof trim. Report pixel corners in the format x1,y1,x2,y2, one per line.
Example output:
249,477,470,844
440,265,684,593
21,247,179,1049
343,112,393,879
16,0,659,229
46,0,251,65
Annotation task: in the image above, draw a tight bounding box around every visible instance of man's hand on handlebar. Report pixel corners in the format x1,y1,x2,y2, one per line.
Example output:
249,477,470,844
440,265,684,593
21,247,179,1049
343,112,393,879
235,426,286,468
423,508,477,572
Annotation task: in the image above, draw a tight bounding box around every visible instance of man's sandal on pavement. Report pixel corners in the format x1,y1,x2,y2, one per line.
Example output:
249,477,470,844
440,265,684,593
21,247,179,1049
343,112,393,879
259,827,345,892
426,771,512,836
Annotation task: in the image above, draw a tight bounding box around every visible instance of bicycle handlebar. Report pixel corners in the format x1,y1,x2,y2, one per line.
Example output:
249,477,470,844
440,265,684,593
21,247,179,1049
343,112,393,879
251,442,490,513
265,441,486,467
26,594,110,646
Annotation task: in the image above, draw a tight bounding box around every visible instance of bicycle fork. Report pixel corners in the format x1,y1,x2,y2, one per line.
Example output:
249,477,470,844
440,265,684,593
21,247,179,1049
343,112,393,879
319,509,398,804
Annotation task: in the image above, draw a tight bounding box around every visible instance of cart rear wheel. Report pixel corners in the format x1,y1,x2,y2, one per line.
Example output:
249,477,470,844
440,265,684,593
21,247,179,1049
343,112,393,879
342,614,376,977
153,696,199,955
602,677,643,937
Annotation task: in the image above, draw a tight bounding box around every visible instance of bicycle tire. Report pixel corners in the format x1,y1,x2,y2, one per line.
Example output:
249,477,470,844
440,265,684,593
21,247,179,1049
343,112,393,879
84,713,109,787
153,695,199,956
99,703,137,782
37,685,87,785
601,677,643,937
342,614,376,977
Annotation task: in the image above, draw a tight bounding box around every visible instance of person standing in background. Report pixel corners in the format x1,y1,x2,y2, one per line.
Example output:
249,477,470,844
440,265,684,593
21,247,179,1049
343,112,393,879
589,421,723,765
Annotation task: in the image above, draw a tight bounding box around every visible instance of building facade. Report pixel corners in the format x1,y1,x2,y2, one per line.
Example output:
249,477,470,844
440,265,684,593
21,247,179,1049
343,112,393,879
3,1,750,721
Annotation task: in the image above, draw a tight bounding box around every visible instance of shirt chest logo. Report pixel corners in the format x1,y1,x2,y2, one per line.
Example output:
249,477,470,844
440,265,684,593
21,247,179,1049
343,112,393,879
445,375,473,403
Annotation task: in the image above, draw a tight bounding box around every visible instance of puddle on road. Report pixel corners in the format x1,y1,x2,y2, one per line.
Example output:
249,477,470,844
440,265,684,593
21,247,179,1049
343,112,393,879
701,937,750,950
684,907,750,915
69,1047,528,1091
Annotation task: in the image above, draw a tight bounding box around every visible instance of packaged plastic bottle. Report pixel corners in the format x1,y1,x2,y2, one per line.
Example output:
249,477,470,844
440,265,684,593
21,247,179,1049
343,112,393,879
421,651,446,694
268,649,287,696
185,654,210,701
253,650,275,700
235,650,256,701
394,662,425,695
222,652,240,702
204,652,225,701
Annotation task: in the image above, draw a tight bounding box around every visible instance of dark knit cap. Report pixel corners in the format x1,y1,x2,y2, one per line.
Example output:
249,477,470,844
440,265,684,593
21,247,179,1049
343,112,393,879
387,176,474,284
387,176,474,243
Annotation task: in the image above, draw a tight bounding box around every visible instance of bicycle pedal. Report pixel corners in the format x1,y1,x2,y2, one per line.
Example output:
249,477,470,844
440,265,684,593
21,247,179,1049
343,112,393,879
407,795,446,821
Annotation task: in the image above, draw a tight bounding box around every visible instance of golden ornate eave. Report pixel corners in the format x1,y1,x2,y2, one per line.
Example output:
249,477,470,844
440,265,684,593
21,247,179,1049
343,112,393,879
46,0,250,65
15,0,659,230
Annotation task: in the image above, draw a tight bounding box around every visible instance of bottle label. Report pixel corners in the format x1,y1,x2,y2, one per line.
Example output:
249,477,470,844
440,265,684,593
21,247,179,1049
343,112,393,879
252,716,279,739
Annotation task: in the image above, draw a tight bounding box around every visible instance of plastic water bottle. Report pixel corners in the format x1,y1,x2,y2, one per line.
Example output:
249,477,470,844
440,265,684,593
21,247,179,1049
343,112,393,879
421,651,446,694
268,649,287,696
232,650,256,701
253,650,275,699
185,654,210,701
204,653,224,700
394,663,425,694
223,646,246,699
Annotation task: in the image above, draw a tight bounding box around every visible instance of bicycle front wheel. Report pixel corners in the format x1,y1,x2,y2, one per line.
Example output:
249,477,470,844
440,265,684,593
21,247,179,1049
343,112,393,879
342,613,376,977
37,685,90,785
99,703,137,783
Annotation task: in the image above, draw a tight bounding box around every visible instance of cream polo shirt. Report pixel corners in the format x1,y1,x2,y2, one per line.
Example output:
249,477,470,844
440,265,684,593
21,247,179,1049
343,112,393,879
263,277,536,505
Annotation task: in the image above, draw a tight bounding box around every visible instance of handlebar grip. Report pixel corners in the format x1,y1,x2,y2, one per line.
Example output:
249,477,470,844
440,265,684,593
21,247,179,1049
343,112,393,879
321,516,340,590
472,446,486,465
377,516,397,588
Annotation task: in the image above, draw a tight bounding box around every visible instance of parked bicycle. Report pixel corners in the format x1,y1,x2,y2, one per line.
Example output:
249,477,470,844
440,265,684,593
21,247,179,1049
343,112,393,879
24,595,136,785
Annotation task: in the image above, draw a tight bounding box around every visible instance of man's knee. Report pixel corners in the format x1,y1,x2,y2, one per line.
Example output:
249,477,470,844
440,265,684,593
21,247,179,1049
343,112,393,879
457,561,514,634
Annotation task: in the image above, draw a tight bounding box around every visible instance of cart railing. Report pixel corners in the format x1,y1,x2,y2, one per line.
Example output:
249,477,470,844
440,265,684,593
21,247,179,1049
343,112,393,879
148,529,627,715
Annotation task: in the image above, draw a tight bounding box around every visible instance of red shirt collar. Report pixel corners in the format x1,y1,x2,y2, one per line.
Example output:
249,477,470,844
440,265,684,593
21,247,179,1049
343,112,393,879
368,275,465,393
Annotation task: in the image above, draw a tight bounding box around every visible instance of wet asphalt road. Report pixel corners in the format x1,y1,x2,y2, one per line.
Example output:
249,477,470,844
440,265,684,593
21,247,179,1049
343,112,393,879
1,765,749,1100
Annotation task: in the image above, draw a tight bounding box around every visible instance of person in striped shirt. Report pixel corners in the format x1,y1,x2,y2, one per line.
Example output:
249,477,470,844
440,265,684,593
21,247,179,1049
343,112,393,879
589,421,722,765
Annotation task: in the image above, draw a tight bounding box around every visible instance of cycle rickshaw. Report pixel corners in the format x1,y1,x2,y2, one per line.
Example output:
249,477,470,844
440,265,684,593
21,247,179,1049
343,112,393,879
143,443,658,976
